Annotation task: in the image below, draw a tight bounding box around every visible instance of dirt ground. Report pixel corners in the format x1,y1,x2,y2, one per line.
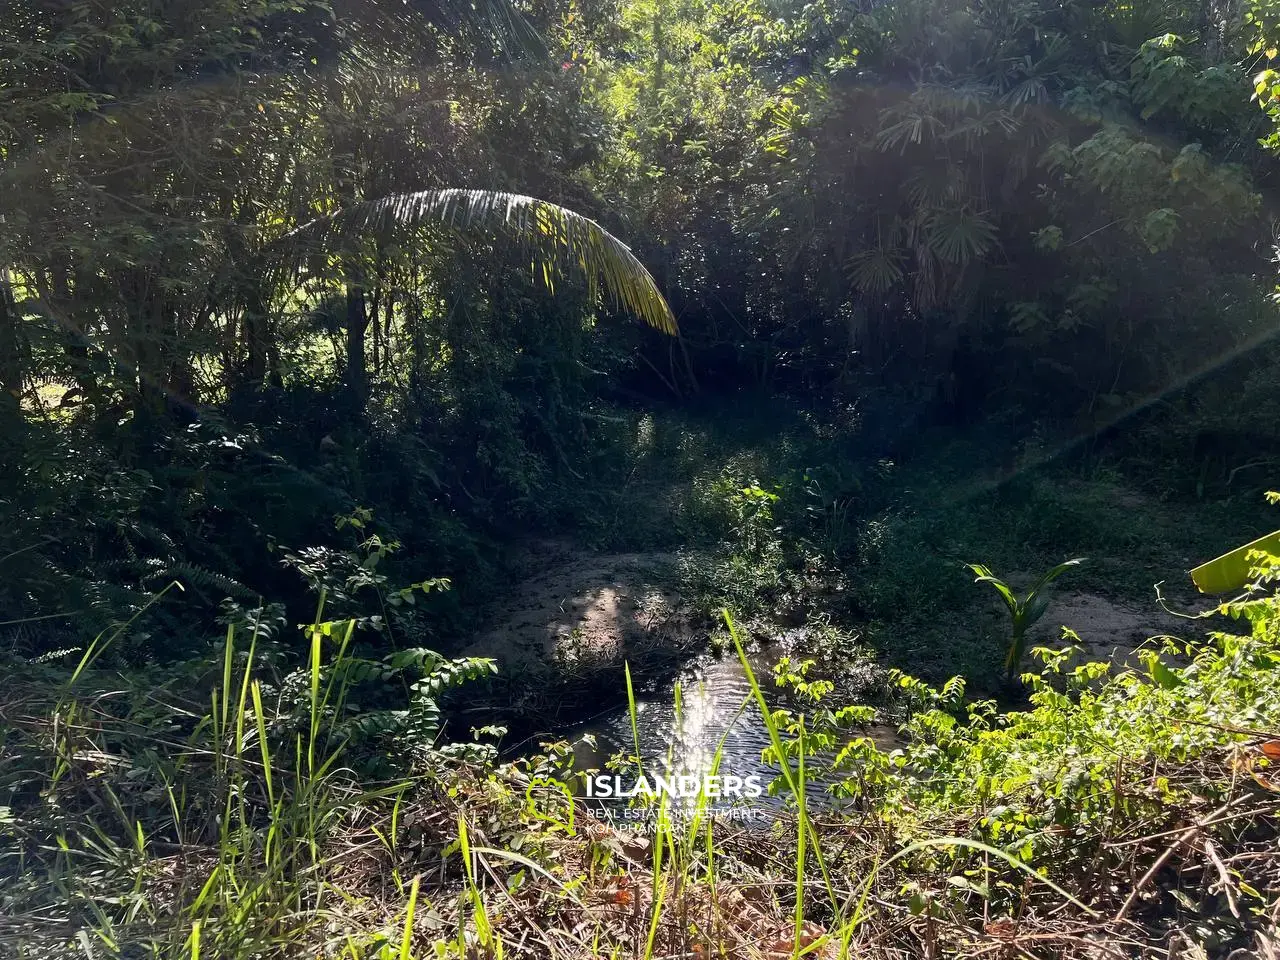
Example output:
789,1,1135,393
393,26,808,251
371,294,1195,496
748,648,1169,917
1028,590,1200,667
468,549,1203,680
464,543,695,679
466,540,1215,728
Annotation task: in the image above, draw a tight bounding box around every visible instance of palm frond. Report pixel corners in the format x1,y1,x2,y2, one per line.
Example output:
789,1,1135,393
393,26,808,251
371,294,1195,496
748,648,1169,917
285,189,677,335
426,0,543,51
923,208,998,264
331,0,545,57
875,110,944,153
905,166,969,210
846,246,906,294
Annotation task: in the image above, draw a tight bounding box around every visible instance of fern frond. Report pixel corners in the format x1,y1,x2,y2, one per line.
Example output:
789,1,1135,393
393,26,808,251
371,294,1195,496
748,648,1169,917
162,562,258,602
415,656,497,698
342,708,411,739
385,647,445,673
341,656,399,685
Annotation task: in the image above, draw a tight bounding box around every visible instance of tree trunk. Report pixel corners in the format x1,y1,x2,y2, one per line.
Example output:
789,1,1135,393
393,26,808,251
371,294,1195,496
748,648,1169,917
0,273,20,487
0,271,22,403
344,277,369,409
243,290,270,387
408,295,426,407
49,258,99,407
229,226,271,392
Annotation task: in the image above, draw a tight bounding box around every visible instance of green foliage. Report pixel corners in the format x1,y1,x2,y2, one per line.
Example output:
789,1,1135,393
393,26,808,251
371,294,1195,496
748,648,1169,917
8,0,1280,955
721,543,1280,948
885,606,1278,839
318,646,499,768
967,558,1085,679
0,592,500,958
573,0,1276,422
5,0,1280,683
678,470,792,622
4,506,1280,957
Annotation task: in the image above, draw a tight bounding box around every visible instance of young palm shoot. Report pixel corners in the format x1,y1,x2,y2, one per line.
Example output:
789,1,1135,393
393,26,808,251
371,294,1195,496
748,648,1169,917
967,558,1085,680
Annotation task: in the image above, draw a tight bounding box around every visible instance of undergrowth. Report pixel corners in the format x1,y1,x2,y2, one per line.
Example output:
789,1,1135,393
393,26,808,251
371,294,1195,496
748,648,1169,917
4,541,1279,958
665,416,1277,690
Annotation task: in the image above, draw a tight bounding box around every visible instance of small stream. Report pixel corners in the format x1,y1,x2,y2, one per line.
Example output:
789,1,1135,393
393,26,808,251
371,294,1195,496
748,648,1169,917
566,646,782,794
483,550,893,809
558,640,892,811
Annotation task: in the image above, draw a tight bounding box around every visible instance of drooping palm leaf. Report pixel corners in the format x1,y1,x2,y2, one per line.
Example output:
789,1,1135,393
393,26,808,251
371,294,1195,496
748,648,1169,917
285,189,677,335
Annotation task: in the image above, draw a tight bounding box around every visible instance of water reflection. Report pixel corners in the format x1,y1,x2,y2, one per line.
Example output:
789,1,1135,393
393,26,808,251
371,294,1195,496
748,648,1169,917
566,646,830,809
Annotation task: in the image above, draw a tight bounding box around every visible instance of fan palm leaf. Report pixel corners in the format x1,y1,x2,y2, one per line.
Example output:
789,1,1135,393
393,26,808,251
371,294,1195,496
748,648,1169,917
846,246,906,294
285,189,677,335
924,208,998,264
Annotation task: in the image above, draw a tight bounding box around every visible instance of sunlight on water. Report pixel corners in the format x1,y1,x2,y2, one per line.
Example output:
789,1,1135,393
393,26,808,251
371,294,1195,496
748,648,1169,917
568,647,842,810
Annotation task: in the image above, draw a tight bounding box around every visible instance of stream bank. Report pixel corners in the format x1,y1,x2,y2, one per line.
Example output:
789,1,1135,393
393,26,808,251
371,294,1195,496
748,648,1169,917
460,540,1199,786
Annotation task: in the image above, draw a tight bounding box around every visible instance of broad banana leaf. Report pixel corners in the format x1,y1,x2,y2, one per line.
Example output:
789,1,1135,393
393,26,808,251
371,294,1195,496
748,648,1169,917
1189,529,1280,594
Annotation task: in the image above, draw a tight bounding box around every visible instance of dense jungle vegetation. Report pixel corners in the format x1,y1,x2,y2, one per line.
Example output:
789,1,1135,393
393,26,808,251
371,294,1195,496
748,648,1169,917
6,0,1280,956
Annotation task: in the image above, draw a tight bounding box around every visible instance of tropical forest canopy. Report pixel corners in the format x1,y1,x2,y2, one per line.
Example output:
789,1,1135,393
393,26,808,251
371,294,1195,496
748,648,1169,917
11,2,1280,958
6,0,1280,661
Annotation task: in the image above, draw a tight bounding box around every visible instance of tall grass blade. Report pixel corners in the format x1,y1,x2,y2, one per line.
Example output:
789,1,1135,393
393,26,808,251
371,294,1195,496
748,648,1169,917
399,874,421,960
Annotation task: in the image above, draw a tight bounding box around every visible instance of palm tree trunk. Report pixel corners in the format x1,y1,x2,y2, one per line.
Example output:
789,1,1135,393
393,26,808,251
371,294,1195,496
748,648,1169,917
344,272,370,408
0,270,22,420
242,288,270,388
228,226,272,392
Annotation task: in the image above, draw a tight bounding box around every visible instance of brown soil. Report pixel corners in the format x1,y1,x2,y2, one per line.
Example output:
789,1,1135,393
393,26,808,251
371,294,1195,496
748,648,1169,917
1028,590,1193,667
464,542,695,680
